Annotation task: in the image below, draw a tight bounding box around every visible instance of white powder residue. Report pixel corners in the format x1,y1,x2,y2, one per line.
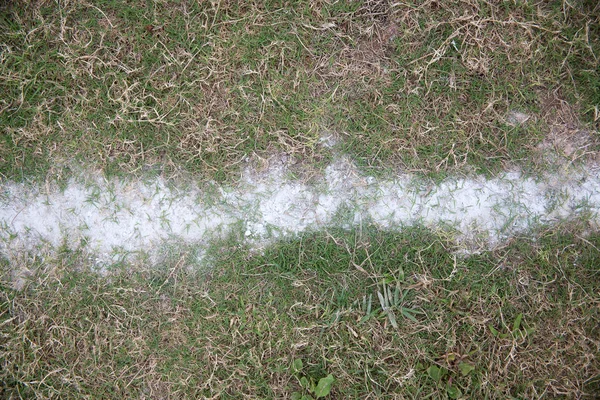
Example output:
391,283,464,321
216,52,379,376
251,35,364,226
1,158,600,269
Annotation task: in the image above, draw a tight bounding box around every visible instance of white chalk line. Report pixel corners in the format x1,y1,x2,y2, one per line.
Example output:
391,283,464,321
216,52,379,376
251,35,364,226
1,158,599,268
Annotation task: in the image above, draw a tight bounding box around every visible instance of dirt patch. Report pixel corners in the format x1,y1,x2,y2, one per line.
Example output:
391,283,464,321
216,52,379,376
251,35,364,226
537,89,600,164
352,21,399,65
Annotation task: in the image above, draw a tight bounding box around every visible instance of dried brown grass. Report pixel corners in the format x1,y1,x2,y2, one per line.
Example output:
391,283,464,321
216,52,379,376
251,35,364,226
1,226,598,398
1,0,598,181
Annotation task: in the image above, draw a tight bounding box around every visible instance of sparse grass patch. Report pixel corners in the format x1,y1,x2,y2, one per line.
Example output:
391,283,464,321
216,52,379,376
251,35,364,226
327,0,600,176
1,0,598,182
1,224,598,398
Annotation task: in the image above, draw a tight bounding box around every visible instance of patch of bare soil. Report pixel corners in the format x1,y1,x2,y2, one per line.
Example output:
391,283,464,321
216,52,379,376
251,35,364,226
537,89,600,164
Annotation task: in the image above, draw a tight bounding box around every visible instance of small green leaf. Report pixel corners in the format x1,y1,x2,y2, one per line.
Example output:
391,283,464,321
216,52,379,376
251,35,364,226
398,267,405,281
401,307,419,323
387,309,399,328
301,396,314,400
427,365,442,382
488,324,499,337
292,359,303,374
300,376,311,390
447,385,462,399
315,374,335,398
359,313,372,324
291,392,302,400
458,362,475,376
400,289,409,302
377,291,387,309
512,313,523,333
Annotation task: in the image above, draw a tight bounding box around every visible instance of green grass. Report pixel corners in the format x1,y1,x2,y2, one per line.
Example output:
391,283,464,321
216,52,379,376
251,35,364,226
1,1,600,398
1,224,598,398
1,0,598,182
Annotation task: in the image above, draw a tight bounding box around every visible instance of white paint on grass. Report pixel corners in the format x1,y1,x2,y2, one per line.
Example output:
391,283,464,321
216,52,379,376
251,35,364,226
1,158,600,269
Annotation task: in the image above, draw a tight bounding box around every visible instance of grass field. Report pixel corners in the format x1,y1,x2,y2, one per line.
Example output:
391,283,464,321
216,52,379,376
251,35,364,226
1,0,599,398
2,225,599,398
1,0,599,181
0,226,600,399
